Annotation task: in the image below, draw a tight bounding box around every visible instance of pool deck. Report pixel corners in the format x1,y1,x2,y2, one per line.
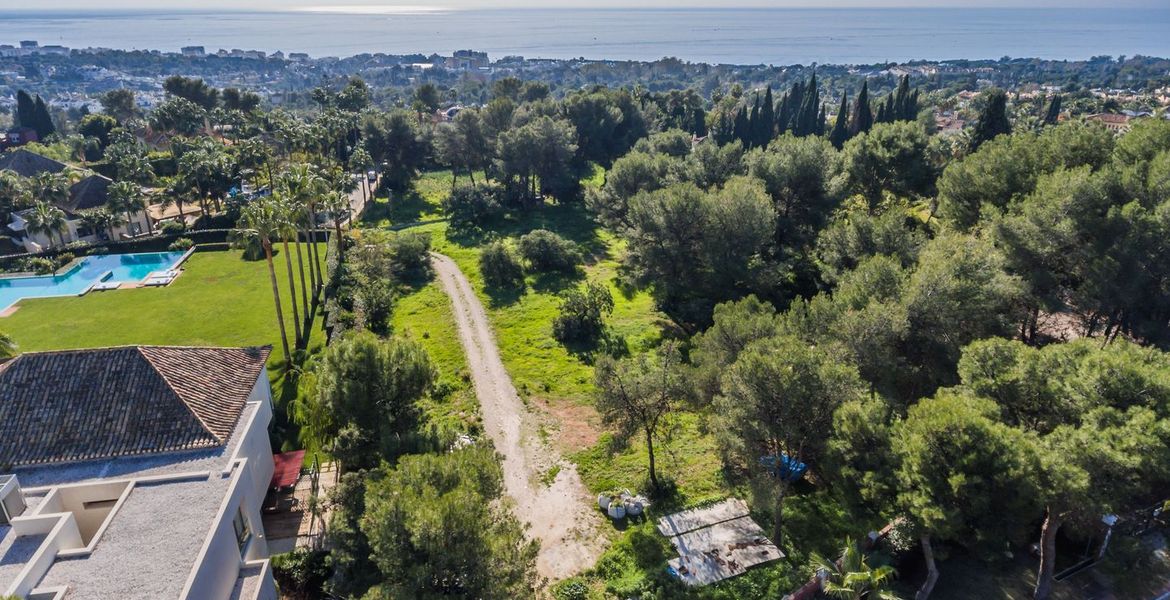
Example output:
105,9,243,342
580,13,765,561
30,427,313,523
0,248,195,316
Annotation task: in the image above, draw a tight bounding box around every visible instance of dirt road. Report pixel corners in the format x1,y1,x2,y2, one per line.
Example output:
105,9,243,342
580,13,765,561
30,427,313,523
431,252,606,580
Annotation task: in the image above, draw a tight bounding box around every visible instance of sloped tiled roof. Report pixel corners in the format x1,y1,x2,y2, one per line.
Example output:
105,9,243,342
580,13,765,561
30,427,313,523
0,345,270,468
62,174,113,215
0,149,67,178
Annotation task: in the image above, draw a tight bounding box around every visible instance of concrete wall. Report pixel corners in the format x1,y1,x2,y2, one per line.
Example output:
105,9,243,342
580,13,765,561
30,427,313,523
52,481,131,546
181,373,276,600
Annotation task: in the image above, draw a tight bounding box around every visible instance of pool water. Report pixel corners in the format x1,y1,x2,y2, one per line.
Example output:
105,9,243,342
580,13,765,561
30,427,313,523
0,251,188,310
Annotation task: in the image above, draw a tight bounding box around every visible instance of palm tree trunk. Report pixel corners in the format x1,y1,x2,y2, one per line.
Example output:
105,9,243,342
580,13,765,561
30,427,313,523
916,534,939,600
293,237,310,329
264,243,292,366
280,240,303,348
1033,508,1063,600
303,226,317,295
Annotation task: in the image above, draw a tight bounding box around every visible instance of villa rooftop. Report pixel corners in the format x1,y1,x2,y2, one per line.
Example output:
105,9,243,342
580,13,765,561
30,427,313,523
0,345,270,467
0,149,67,178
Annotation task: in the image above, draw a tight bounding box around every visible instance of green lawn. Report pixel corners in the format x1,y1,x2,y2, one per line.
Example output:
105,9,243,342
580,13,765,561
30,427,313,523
1,246,326,451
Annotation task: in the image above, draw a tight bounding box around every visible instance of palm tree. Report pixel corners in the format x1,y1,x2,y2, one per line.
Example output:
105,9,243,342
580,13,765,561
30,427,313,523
0,331,18,360
810,539,901,600
0,171,26,216
107,180,151,235
80,208,126,241
25,201,69,248
27,171,72,209
272,195,304,349
280,164,328,301
235,198,292,366
276,195,309,345
321,191,350,262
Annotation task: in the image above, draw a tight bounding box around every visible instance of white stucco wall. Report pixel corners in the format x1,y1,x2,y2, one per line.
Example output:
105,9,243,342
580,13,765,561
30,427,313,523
180,371,276,600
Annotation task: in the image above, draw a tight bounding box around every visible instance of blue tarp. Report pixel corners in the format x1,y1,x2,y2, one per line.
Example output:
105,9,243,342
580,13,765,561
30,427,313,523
758,454,807,482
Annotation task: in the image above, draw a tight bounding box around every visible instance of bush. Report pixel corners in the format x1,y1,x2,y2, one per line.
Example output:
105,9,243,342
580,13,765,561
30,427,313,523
552,280,614,344
53,252,76,270
479,242,525,289
159,220,186,235
270,547,332,600
518,229,581,273
553,578,590,600
26,257,55,275
444,183,503,227
386,231,432,283
168,237,194,251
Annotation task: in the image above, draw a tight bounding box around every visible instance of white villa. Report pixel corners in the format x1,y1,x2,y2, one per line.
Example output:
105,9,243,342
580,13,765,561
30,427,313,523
0,150,153,253
0,345,278,600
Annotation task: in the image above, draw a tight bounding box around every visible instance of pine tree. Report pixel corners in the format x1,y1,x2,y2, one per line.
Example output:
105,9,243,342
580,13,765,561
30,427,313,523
850,80,874,136
758,86,775,147
829,93,850,149
970,88,1012,151
1042,94,1062,126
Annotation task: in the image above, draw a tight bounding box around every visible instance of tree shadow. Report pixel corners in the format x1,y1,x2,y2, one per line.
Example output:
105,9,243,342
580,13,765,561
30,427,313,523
484,282,524,308
530,267,585,294
387,189,434,224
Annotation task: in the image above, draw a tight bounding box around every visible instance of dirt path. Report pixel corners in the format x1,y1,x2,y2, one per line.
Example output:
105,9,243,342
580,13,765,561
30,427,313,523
431,252,606,581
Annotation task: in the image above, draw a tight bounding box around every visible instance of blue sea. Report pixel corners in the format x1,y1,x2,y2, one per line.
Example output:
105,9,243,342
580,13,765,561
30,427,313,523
0,8,1168,64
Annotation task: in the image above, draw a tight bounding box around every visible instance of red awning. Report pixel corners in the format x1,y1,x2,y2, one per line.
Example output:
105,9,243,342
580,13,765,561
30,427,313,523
270,450,306,490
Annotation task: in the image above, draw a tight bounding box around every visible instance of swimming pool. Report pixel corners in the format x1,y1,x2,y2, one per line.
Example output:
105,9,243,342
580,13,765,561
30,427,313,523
0,251,189,311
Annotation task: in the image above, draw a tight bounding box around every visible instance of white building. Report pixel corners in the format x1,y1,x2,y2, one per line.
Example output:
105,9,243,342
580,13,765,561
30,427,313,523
0,150,153,253
0,345,278,600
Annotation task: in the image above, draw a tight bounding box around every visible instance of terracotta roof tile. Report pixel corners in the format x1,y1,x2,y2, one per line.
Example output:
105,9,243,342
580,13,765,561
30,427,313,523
0,345,270,468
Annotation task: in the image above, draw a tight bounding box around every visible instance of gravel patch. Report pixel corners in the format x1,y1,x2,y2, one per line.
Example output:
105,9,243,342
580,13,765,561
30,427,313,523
0,528,47,590
37,474,231,600
432,252,605,579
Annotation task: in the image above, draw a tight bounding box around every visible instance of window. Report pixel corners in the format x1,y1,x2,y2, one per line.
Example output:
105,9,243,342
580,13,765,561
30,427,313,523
232,506,252,554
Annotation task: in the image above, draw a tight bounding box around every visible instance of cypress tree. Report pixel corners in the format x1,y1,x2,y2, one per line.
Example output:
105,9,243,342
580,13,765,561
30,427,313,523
32,96,56,138
776,92,791,135
787,80,805,132
795,71,820,137
15,90,36,130
905,88,920,121
829,93,850,149
817,103,826,136
748,94,761,148
1042,94,1062,126
850,80,874,136
692,106,708,136
876,98,888,124
893,75,911,120
732,105,750,147
971,88,1012,151
759,86,775,147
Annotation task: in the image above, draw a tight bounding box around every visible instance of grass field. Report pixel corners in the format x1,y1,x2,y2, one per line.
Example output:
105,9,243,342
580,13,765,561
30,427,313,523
1,246,327,450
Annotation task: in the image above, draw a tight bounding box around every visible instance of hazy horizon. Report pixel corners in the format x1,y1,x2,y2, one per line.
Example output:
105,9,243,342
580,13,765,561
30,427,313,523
11,0,1170,10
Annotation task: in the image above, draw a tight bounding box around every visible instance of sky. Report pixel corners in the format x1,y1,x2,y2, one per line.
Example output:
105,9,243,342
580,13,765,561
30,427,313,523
12,0,1169,9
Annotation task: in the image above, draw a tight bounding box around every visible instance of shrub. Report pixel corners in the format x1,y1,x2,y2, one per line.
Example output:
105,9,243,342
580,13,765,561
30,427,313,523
26,257,55,275
159,220,186,235
53,252,76,270
270,547,332,600
479,242,525,289
553,578,590,600
386,231,432,282
168,237,194,251
552,280,614,344
518,229,581,273
444,183,503,227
